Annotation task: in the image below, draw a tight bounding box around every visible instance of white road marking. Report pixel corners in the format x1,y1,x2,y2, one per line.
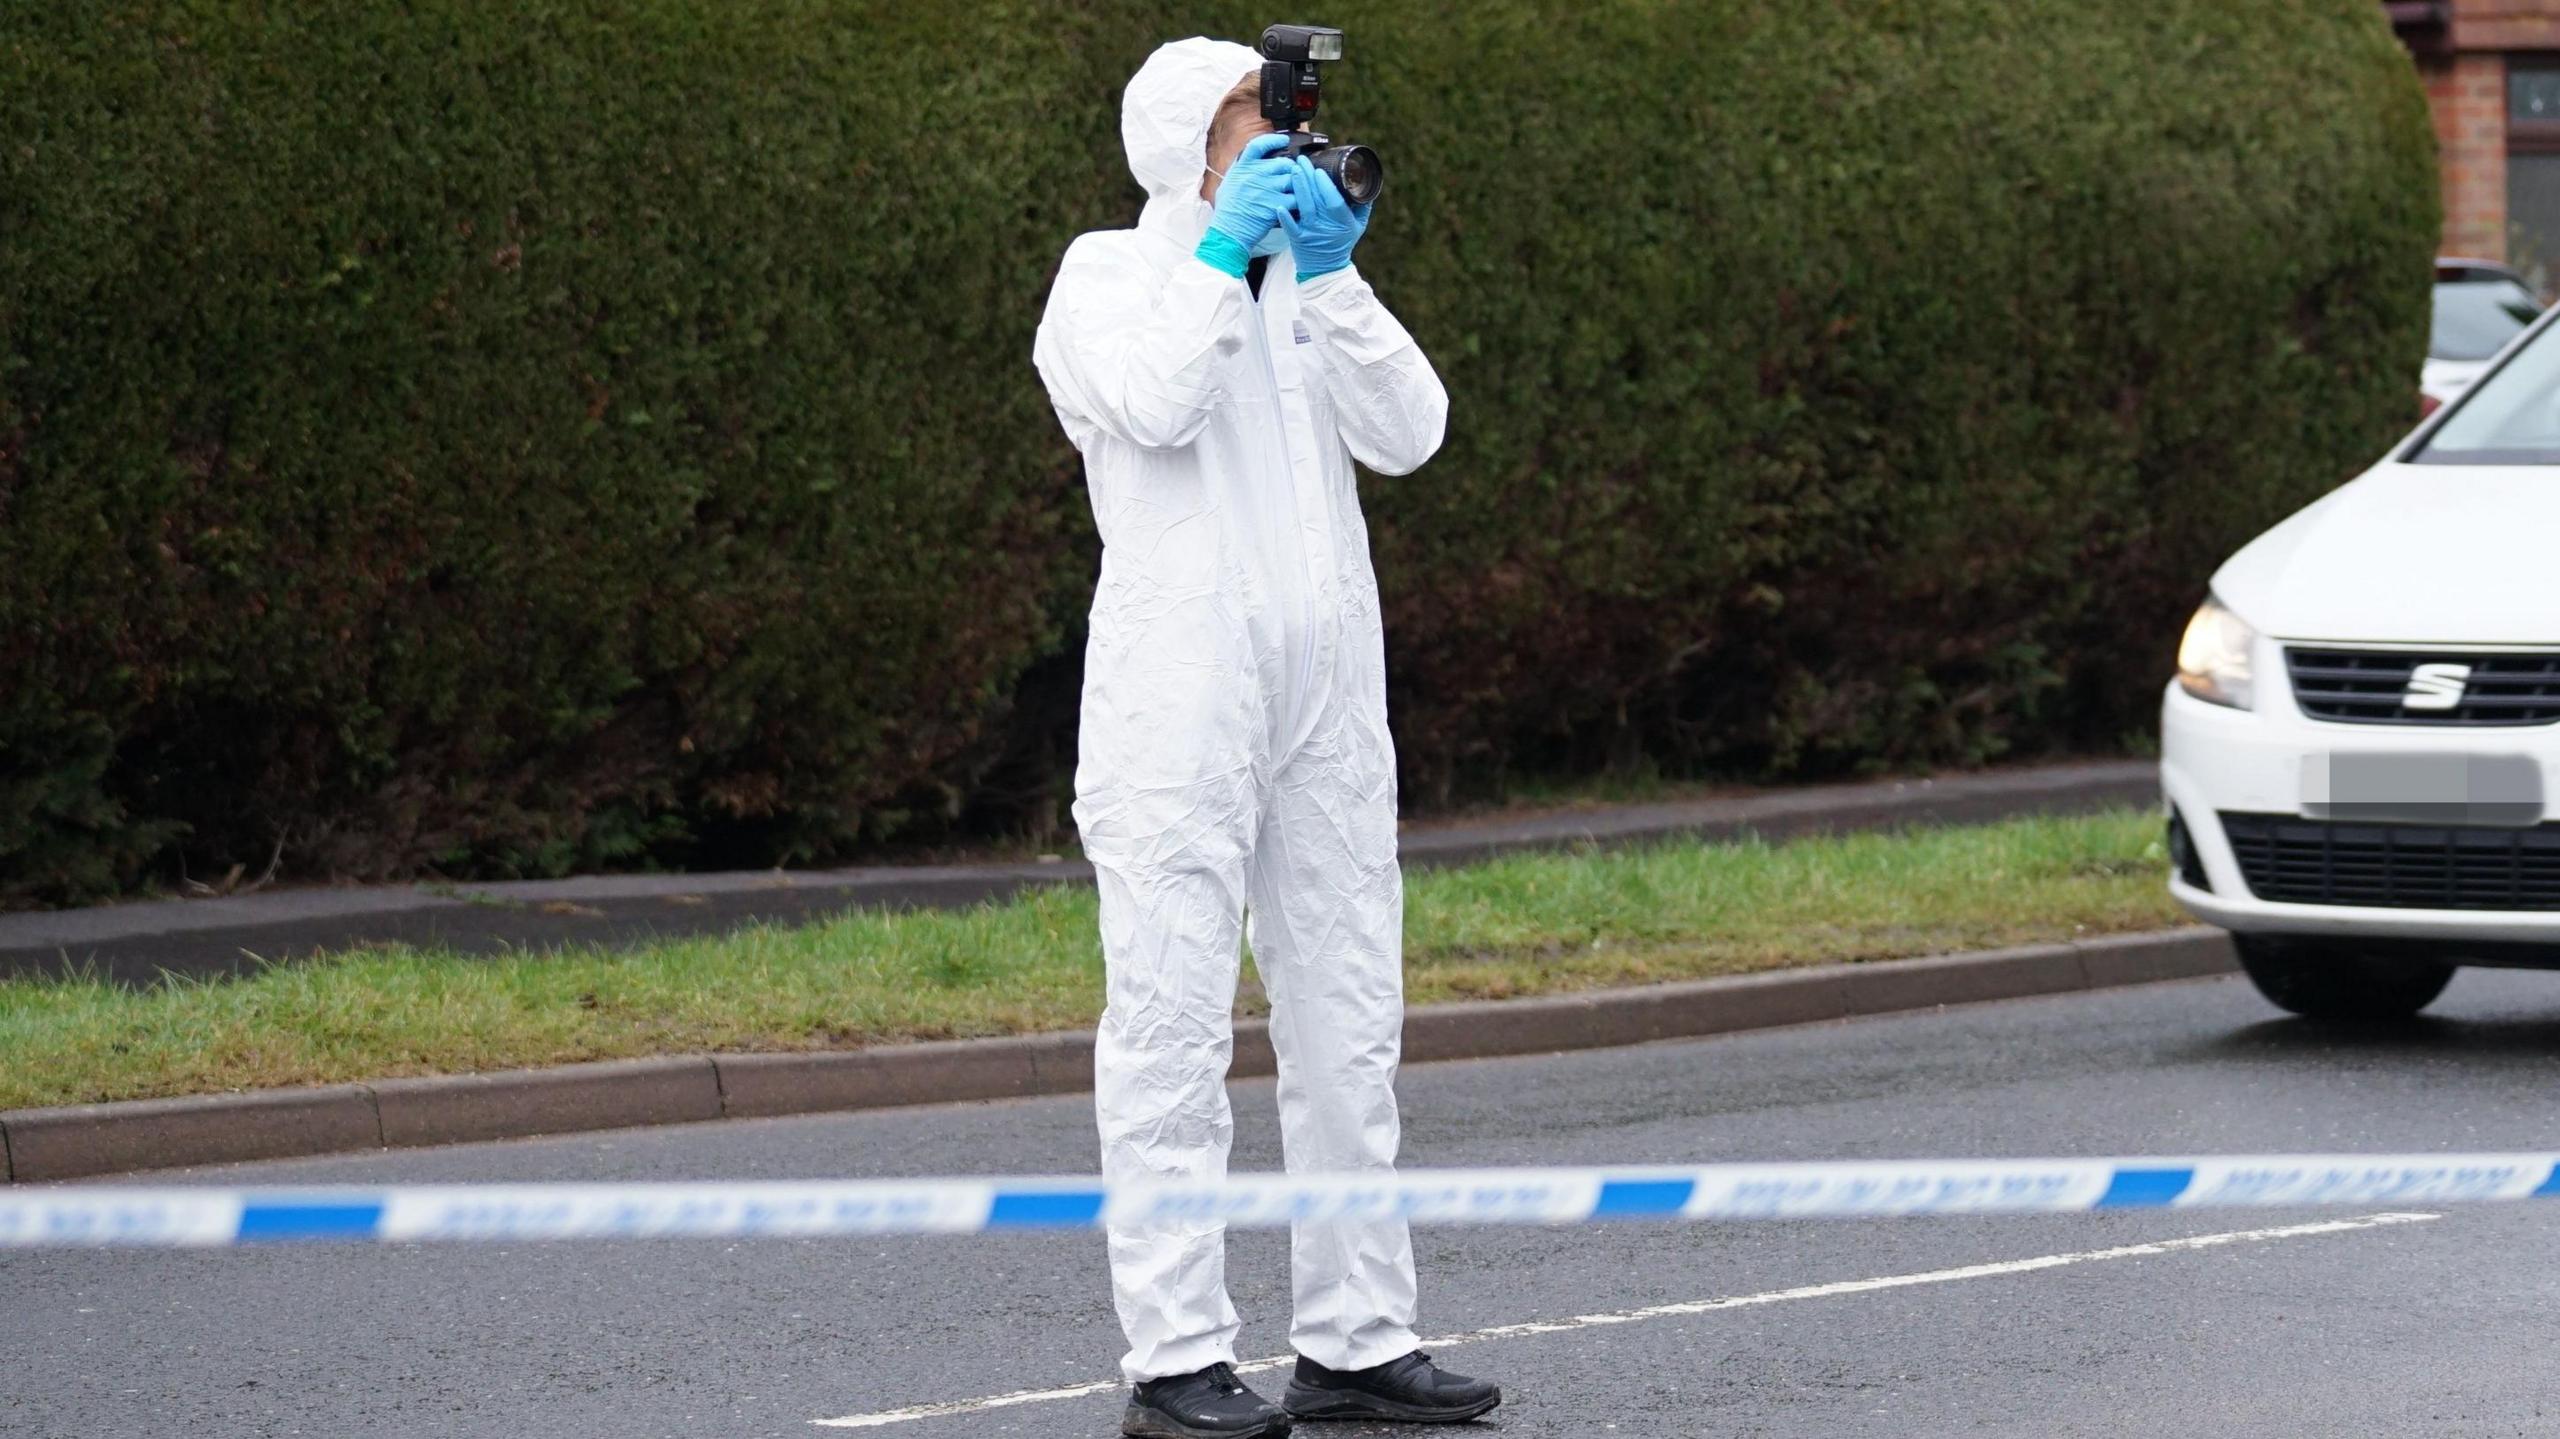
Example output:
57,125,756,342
810,1211,2439,1428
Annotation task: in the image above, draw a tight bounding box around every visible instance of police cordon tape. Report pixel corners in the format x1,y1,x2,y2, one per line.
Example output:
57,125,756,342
7,1153,2558,1248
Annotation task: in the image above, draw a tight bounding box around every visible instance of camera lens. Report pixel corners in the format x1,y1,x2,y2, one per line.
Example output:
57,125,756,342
1319,144,1383,207
1340,151,1375,199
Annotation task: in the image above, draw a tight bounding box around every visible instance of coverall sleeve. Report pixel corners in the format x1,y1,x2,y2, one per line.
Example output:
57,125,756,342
1035,238,1254,452
1292,264,1448,477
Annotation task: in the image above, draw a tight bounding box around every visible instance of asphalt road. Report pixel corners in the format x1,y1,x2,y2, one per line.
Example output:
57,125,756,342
10,967,2560,1439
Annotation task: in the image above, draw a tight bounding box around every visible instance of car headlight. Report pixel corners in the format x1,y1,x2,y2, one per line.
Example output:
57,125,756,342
2176,596,2256,710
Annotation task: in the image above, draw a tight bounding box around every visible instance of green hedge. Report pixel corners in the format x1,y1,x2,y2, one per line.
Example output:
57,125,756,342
0,1,2434,905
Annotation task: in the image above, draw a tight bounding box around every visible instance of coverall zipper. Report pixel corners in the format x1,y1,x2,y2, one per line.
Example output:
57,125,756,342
1251,292,1323,751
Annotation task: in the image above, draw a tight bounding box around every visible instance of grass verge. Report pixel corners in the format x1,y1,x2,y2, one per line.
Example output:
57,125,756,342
0,809,2178,1110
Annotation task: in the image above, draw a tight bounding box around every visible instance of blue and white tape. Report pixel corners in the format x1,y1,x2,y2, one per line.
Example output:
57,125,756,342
6,1154,2557,1248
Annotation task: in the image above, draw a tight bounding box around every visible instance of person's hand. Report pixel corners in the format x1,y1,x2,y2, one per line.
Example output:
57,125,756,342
1281,156,1370,282
1196,133,1297,276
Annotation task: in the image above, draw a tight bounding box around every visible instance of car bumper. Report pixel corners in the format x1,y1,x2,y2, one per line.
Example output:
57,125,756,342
2160,679,2560,945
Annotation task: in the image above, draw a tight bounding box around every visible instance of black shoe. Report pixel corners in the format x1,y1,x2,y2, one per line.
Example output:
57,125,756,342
1123,1363,1293,1438
1282,1351,1501,1423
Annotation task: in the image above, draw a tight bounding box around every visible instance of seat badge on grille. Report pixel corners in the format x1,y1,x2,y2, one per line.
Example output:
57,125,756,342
2402,663,2473,711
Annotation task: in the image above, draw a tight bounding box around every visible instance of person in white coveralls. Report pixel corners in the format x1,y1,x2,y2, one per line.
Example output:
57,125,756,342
1032,35,1500,1439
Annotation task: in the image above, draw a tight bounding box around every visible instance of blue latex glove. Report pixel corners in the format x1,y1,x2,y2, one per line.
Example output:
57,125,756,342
1195,133,1298,278
1282,155,1371,282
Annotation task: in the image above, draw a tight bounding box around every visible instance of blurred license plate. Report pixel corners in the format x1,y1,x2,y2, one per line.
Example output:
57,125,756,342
2300,752,2545,827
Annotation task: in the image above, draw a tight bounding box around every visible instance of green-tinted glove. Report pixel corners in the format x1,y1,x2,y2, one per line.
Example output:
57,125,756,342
1195,133,1298,278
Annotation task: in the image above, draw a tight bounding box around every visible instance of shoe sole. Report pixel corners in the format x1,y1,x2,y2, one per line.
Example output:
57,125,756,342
1281,1386,1502,1424
1121,1403,1294,1439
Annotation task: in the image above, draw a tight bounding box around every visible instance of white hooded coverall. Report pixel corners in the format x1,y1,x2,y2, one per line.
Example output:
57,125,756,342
1032,38,1450,1383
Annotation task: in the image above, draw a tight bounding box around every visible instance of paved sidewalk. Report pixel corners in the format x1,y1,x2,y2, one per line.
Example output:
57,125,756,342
0,759,2154,986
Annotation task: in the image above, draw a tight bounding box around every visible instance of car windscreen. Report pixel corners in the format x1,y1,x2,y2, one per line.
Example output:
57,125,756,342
2413,309,2560,464
2429,278,2542,361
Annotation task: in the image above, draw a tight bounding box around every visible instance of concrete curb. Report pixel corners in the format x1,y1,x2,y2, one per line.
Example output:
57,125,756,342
372,1057,724,1149
0,927,2233,1184
1,1086,383,1182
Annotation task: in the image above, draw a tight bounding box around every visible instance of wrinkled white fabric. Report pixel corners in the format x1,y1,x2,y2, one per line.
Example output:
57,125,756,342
1032,36,1449,1384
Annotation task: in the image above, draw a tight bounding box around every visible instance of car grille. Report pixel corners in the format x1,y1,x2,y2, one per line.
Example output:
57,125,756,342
2285,648,2560,726
2220,812,2560,911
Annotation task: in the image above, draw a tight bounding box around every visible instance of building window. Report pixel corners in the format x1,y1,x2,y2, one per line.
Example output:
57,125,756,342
2508,61,2560,289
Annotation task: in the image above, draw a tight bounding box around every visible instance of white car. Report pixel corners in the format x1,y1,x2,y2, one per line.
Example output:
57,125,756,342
2162,300,2560,1020
2420,258,2541,409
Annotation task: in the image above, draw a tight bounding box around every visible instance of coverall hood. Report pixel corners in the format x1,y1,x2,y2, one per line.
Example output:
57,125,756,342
1122,37,1260,239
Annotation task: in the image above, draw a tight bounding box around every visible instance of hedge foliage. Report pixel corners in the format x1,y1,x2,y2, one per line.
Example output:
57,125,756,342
0,0,2435,904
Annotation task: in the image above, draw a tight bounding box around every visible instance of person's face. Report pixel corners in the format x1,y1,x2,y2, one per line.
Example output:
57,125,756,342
1201,106,1267,202
1201,79,1306,202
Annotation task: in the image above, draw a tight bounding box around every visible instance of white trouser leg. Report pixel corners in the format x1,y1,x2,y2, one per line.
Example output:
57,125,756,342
1093,849,1252,1382
1248,722,1419,1373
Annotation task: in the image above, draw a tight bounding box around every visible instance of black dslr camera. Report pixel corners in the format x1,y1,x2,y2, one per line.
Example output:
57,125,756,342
1258,24,1383,207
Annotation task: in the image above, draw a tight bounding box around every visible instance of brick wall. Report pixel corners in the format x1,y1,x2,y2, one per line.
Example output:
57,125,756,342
2427,50,2510,260
2454,0,2560,49
2405,0,2560,263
